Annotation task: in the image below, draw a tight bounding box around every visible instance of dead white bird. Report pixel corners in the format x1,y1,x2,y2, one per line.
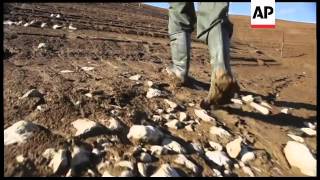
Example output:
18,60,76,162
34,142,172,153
85,93,93,98
287,134,304,143
20,89,43,99
164,99,178,109
250,102,269,115
242,95,254,102
29,20,36,25
147,81,153,87
71,118,102,136
68,24,77,30
56,14,61,18
52,24,63,29
129,74,141,81
81,67,95,71
4,120,39,145
300,128,316,136
194,109,216,122
41,23,47,28
4,20,14,25
137,163,148,177
146,88,162,99
210,126,231,138
260,101,272,109
284,141,316,176
205,150,231,167
127,125,164,144
16,21,23,26
155,109,164,114
50,13,55,17
165,119,183,130
303,122,316,130
209,141,223,151
16,155,26,163
174,154,199,174
188,102,195,107
60,70,74,73
281,108,289,114
23,23,30,27
37,43,46,49
48,149,69,174
231,98,243,105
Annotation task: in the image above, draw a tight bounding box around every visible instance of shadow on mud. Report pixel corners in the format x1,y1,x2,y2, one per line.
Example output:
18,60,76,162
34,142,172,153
223,106,316,128
241,90,317,111
184,77,210,91
273,101,317,111
222,90,317,128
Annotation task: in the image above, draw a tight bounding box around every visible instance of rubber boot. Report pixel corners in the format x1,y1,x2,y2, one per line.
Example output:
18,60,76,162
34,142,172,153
201,18,240,108
166,31,192,87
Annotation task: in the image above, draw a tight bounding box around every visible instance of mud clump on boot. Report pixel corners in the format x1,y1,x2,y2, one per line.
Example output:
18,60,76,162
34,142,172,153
201,69,239,108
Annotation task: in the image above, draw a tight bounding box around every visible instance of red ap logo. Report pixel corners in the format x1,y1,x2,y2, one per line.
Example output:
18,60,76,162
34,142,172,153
251,0,275,28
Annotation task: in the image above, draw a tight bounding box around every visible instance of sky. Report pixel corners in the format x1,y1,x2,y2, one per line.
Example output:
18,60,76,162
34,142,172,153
144,2,316,24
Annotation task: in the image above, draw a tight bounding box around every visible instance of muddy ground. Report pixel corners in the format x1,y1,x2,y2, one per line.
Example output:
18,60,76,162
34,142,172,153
3,3,317,177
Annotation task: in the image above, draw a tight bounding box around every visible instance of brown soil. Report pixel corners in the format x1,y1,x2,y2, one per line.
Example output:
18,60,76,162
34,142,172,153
3,3,316,177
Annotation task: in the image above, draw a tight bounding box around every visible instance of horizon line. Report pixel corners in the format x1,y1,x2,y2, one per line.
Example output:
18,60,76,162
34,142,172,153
143,3,316,24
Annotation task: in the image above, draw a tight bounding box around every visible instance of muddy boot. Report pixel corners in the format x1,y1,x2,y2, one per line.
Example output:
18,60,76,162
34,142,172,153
201,68,240,109
166,31,192,87
201,19,240,109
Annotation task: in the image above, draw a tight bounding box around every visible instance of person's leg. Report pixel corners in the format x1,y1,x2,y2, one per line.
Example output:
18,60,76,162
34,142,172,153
167,2,196,85
197,2,239,106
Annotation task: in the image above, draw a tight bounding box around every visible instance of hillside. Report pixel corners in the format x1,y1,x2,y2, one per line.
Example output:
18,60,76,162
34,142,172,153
3,3,317,177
